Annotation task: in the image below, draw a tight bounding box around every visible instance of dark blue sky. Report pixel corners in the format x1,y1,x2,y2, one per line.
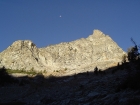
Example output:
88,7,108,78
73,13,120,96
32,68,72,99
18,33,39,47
0,0,140,52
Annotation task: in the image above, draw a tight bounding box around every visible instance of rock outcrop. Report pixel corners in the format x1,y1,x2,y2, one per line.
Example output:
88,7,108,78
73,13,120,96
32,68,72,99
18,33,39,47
0,30,126,75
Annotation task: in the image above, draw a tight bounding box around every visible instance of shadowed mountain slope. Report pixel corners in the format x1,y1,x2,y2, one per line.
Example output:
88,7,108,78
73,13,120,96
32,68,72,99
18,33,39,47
0,61,140,105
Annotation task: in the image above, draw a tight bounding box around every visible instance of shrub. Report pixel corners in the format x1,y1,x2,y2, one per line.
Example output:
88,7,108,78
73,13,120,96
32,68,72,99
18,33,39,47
127,38,140,62
94,66,98,75
64,68,67,71
122,54,127,63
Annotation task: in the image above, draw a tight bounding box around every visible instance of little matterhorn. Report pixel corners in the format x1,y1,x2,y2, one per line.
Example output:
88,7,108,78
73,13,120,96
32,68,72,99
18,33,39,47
0,30,125,75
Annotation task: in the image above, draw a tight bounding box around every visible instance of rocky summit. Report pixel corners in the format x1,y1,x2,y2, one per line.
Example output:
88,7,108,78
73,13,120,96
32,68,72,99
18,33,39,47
0,30,125,75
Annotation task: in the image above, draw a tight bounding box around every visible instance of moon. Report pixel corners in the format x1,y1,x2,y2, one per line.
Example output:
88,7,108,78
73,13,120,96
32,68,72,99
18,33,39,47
59,15,62,18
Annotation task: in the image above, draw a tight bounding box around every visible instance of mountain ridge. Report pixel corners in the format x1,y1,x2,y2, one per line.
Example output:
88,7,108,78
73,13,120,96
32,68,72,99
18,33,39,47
0,30,126,76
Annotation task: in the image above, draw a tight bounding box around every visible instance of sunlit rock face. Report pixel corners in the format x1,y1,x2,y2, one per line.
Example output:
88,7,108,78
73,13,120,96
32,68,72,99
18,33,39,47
0,30,126,74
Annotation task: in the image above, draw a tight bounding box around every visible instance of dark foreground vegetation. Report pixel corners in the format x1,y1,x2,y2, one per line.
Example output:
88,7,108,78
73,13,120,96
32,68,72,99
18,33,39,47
0,67,18,86
119,38,140,91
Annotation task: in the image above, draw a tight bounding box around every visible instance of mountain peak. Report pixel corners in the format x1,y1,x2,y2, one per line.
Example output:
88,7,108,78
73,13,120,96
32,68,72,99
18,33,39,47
86,29,106,41
92,29,105,37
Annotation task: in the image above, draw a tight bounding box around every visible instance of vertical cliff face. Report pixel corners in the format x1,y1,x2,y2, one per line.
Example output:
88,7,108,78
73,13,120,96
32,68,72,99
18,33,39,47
0,30,126,74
